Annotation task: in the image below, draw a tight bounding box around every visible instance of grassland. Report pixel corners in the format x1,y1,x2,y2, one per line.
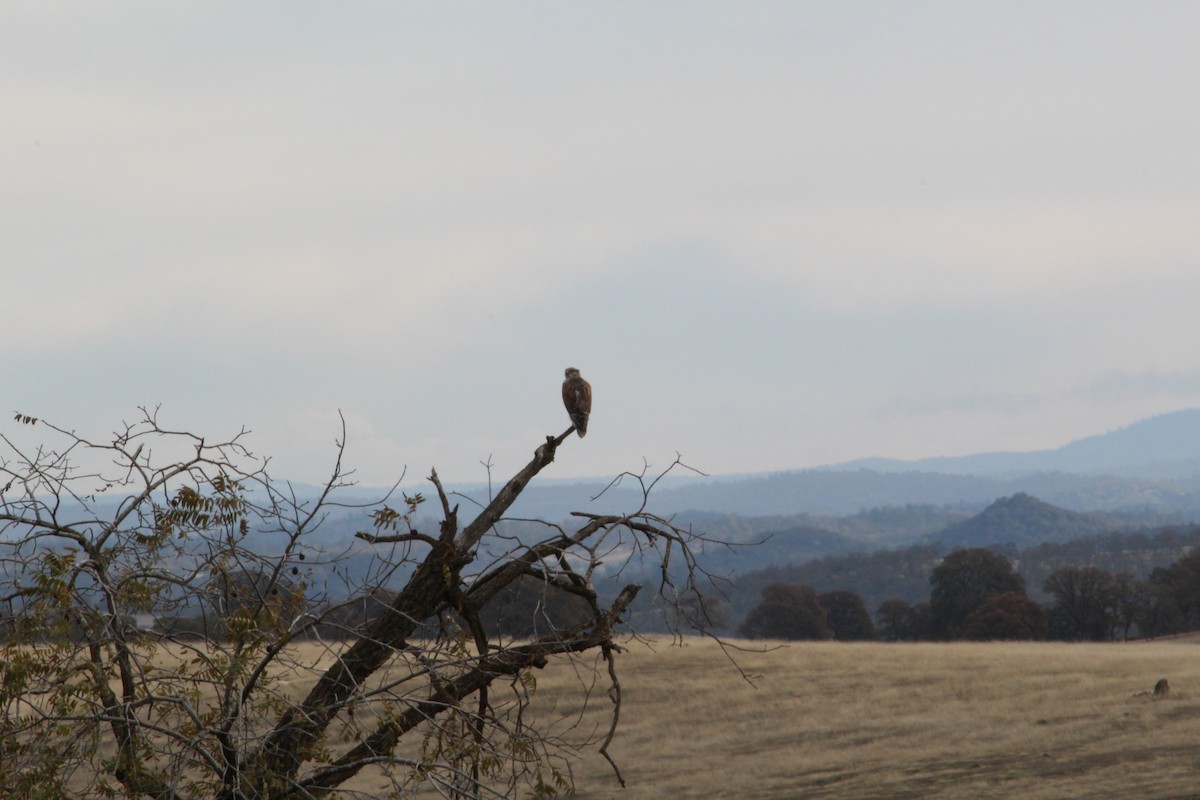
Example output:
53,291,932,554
496,635,1200,800
47,636,1200,798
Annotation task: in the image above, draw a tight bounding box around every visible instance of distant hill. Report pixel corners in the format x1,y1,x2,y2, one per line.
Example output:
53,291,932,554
581,469,1200,519
931,493,1114,548
711,523,1200,622
460,410,1200,521
825,408,1200,478
320,410,1200,526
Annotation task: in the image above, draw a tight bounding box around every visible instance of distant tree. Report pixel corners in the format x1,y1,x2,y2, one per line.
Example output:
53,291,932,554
1110,572,1145,641
876,599,913,642
474,574,595,638
1142,551,1200,636
929,548,1026,640
1017,525,1200,602
962,592,1047,640
1167,551,1200,627
740,543,944,613
1134,579,1185,638
739,583,832,640
1043,566,1119,641
1155,528,1186,549
875,599,932,642
670,588,734,633
909,602,933,640
819,590,877,641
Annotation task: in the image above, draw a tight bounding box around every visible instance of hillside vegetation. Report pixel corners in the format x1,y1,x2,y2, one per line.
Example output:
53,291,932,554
702,500,1200,626
934,492,1113,548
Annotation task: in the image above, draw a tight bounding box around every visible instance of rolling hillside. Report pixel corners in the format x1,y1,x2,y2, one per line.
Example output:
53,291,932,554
932,493,1114,548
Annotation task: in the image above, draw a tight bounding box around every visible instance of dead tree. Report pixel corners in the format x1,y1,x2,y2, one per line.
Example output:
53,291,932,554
0,408,719,799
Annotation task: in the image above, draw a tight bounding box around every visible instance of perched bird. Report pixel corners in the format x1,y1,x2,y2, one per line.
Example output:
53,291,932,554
562,367,592,437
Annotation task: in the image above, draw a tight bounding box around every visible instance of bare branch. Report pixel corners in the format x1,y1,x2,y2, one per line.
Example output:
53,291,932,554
0,410,733,800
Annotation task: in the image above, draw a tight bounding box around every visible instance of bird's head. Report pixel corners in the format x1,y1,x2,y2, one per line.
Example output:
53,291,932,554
564,367,581,379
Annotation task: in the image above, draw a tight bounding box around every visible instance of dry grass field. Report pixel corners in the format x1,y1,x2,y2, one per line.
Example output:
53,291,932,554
454,635,1200,800
43,635,1200,798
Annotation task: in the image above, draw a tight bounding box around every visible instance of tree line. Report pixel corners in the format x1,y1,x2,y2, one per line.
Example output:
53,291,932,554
727,524,1200,623
737,546,1200,642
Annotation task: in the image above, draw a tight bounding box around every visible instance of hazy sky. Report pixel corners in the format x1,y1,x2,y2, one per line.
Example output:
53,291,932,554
5,3,1200,488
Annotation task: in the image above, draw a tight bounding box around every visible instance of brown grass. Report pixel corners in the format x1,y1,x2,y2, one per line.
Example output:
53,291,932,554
499,636,1200,800
51,636,1200,798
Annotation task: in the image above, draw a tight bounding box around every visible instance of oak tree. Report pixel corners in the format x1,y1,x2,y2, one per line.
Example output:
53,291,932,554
929,548,1026,640
962,592,1048,641
818,590,877,641
738,583,832,641
0,408,718,799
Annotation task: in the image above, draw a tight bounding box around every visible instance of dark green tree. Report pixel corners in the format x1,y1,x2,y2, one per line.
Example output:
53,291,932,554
909,602,933,641
819,590,877,641
1134,579,1184,638
962,592,1047,640
929,548,1026,640
1111,572,1144,641
1043,566,1118,641
876,599,913,642
738,583,831,640
875,599,931,642
1143,551,1200,636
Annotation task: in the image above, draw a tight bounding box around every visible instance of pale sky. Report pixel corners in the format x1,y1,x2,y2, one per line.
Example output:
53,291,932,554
5,3,1200,489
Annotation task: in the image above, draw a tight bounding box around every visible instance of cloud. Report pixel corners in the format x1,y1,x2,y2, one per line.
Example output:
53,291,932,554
731,199,1200,313
880,391,1046,419
6,4,1200,487
1081,369,1200,403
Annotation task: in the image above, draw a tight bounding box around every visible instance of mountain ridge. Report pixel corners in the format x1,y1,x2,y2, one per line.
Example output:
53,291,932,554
820,408,1200,478
301,408,1200,523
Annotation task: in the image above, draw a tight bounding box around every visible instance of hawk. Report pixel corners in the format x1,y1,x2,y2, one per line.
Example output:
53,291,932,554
562,367,592,437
